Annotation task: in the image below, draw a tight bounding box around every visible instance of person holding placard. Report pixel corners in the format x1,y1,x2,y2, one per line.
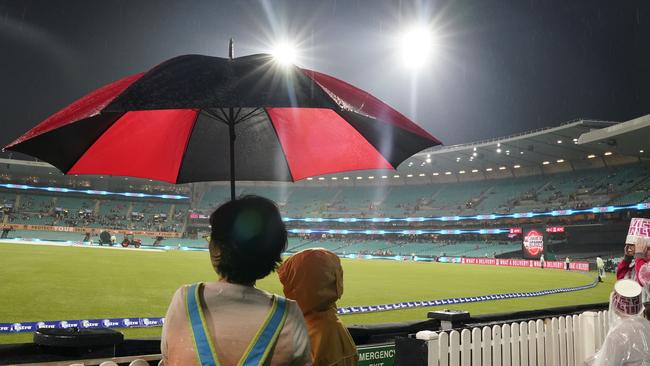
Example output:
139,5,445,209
618,243,637,280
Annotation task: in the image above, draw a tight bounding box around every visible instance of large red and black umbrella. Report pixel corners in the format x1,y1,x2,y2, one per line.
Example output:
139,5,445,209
6,52,441,199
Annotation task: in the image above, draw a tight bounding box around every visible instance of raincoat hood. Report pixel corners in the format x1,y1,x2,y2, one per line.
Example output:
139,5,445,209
278,248,343,314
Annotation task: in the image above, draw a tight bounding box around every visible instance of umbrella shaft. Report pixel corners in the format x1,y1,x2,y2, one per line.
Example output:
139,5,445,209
229,107,236,201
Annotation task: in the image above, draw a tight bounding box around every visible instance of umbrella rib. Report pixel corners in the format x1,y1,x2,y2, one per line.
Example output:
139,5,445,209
235,108,264,125
202,109,229,125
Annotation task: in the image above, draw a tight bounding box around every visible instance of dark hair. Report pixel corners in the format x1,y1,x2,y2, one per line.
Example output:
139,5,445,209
209,195,287,284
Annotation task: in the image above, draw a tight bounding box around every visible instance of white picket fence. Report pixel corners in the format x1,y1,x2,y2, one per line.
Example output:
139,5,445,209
419,310,609,366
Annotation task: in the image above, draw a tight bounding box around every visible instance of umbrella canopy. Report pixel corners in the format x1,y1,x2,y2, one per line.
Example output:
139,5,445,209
6,53,441,199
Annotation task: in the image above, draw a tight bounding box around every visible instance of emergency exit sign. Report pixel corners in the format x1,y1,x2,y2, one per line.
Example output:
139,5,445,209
357,343,395,366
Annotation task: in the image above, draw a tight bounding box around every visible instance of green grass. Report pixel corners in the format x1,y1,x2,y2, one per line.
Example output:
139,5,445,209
0,242,614,344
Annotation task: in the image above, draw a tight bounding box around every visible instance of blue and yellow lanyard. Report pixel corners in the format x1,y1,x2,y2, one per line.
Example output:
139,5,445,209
186,282,289,366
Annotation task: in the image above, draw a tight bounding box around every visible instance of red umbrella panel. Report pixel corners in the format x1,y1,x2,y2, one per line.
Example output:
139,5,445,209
6,54,441,196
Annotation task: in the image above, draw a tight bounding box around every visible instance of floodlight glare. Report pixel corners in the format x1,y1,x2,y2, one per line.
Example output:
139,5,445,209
271,42,298,66
399,25,434,69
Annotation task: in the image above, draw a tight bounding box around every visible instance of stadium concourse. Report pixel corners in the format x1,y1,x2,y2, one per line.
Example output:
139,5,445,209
0,115,648,261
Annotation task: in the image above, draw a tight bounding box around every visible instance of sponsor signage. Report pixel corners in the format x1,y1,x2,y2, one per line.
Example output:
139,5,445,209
522,228,545,259
509,227,522,234
357,344,395,366
546,226,565,233
626,218,650,245
0,224,182,238
0,316,166,333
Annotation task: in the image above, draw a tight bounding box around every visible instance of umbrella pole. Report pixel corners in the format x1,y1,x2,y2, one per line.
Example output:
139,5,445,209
229,107,236,201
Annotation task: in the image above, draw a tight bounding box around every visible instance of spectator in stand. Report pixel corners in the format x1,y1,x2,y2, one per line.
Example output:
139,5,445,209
635,238,650,287
618,242,637,280
278,248,358,366
161,196,311,366
590,280,650,366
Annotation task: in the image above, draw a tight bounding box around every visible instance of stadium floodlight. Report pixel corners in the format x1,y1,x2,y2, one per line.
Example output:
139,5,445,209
381,175,388,179
471,169,479,173
472,152,478,157
318,177,325,180
497,143,501,147
486,168,493,172
444,171,452,175
499,166,506,170
473,147,477,151
271,41,298,66
393,175,400,178
426,158,432,163
356,176,363,180
542,161,550,165
368,176,375,179
399,24,434,69
432,172,439,176
604,151,613,156
641,150,645,154
331,177,337,180
418,173,426,177
459,170,466,174
557,140,562,144
343,177,350,180
513,165,521,169
307,177,313,180
496,148,502,153
587,154,596,159
407,174,414,177
556,159,564,163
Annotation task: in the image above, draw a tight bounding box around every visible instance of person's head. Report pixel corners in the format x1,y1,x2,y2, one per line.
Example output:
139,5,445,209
209,195,287,285
278,248,343,314
625,244,635,256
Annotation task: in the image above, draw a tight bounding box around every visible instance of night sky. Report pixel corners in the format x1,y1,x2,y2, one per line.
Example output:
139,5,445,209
1,0,649,147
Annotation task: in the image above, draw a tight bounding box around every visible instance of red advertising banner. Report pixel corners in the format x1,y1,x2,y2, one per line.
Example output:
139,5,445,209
546,226,565,233
0,224,182,238
460,257,589,271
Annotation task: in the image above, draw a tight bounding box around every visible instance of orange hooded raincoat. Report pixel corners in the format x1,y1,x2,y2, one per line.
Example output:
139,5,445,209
278,248,358,366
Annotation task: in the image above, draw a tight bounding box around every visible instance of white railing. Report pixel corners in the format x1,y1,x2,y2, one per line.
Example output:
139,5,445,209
417,310,609,366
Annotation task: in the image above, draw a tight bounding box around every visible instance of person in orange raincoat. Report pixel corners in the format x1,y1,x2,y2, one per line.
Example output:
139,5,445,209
278,248,358,366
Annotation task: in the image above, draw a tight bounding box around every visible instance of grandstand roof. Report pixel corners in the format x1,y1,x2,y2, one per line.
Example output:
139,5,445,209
404,119,619,172
578,114,650,156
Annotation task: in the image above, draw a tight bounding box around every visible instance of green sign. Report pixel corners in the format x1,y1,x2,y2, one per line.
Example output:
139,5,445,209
357,343,395,366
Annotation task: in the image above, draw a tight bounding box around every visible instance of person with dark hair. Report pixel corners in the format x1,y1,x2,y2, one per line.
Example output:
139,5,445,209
161,196,311,366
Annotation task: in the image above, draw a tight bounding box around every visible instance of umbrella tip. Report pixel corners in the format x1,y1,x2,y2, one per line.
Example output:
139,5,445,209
228,38,234,60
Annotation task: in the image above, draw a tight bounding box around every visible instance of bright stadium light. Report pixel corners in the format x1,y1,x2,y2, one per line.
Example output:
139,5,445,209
587,154,596,159
271,41,298,66
399,24,434,69
604,151,613,156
